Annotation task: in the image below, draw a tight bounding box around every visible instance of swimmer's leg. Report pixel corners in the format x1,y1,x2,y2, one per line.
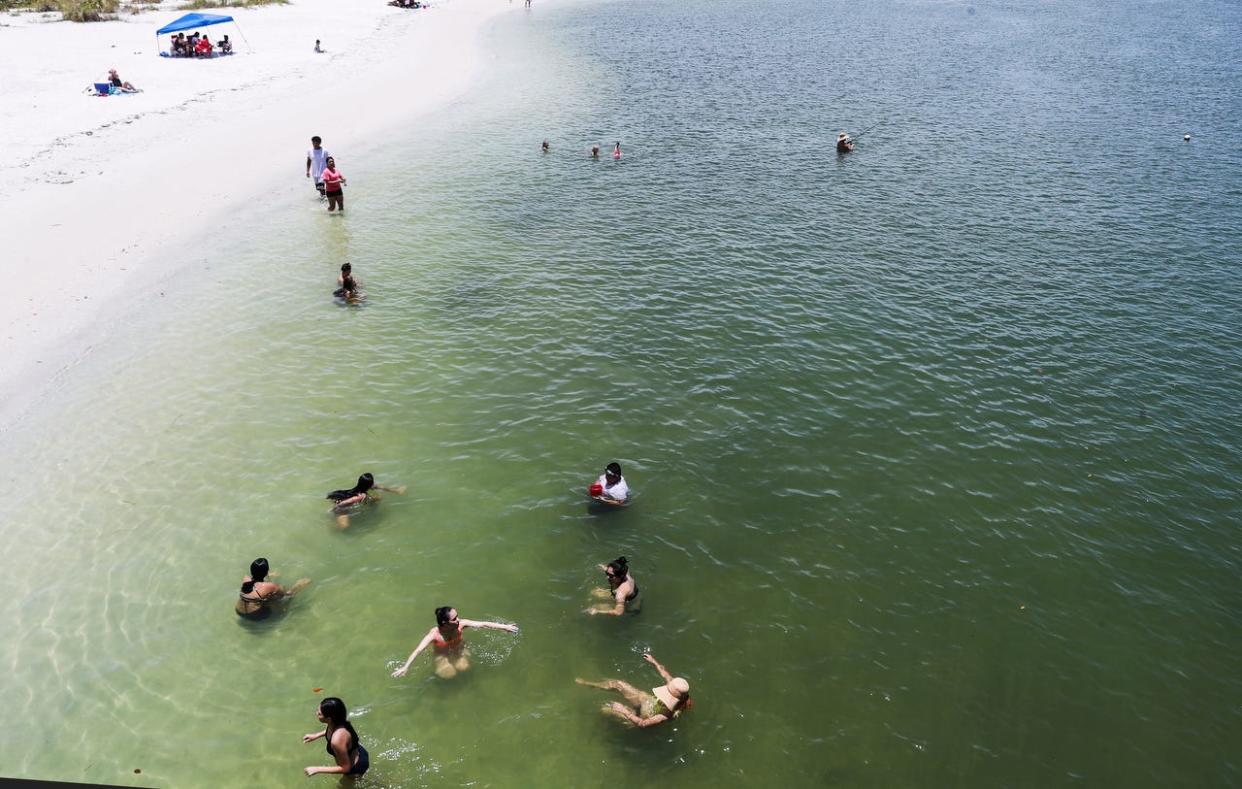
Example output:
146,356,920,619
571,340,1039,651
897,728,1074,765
288,578,311,596
575,679,647,708
335,513,351,529
434,654,458,679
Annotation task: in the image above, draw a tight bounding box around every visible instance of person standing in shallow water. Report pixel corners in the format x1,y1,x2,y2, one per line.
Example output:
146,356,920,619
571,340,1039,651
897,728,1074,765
321,156,346,213
326,472,405,529
612,141,622,160
235,558,309,619
391,606,519,679
836,131,854,153
591,144,600,159
303,697,369,777
586,556,640,616
576,653,692,728
306,136,331,197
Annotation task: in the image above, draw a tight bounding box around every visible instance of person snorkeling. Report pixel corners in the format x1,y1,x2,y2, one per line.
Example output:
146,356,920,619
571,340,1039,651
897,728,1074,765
576,653,692,728
326,473,406,529
391,606,519,680
586,556,640,616
235,558,310,619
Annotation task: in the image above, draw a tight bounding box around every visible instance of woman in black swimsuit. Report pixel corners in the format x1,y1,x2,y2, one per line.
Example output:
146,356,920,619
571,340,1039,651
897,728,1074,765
326,472,405,529
586,556,640,616
303,697,369,777
235,558,309,619
333,262,365,302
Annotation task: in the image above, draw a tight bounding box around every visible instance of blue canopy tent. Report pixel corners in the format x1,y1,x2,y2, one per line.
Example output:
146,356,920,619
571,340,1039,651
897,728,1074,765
156,13,251,55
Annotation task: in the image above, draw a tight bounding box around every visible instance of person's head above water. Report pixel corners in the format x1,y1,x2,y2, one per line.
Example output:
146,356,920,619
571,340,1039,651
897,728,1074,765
250,557,270,581
541,140,549,151
605,556,629,580
318,696,348,726
604,462,622,481
353,473,374,493
341,262,352,275
838,132,847,140
435,606,459,627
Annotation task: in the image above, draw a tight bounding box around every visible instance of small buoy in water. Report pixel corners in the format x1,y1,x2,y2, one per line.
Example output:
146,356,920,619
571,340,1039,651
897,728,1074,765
1184,133,1191,141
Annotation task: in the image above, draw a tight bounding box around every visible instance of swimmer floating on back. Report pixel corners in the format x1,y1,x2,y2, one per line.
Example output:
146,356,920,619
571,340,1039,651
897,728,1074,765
586,555,640,616
326,472,405,529
391,606,519,680
576,653,692,728
235,557,310,619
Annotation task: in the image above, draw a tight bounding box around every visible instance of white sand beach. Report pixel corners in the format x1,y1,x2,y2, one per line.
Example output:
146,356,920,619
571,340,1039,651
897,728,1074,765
0,0,510,424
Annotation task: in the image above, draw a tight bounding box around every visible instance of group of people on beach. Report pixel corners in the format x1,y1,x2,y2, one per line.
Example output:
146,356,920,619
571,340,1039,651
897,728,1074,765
239,457,690,777
169,31,232,57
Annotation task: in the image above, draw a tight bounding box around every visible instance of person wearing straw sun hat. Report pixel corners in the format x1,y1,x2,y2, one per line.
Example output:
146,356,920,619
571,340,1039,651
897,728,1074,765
836,131,854,153
576,653,692,728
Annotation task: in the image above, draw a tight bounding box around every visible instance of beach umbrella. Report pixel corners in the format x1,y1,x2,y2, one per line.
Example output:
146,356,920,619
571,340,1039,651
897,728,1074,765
155,12,253,55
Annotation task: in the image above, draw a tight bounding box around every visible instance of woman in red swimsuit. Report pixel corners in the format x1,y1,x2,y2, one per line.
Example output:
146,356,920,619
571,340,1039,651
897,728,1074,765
391,606,519,679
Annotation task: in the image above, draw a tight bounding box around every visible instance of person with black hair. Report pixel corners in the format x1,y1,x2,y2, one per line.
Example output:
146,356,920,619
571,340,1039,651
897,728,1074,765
391,606,518,680
235,558,310,619
589,462,629,504
303,697,369,777
333,262,365,302
587,556,640,616
326,473,405,529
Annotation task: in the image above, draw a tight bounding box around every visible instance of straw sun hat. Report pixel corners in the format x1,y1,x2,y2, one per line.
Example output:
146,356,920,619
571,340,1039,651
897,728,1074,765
652,678,690,712
838,132,848,139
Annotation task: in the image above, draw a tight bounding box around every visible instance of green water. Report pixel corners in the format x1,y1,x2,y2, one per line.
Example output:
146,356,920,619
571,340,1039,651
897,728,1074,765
3,0,1241,786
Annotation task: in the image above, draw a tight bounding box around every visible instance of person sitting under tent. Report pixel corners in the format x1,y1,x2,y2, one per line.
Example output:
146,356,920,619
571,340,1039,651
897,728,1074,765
218,34,233,54
195,34,214,57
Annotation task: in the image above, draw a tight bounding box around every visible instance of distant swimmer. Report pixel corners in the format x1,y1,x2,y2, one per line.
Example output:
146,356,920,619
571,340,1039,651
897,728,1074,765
1184,133,1191,142
576,653,692,728
306,136,331,197
314,39,324,53
589,462,629,505
302,697,369,778
586,556,640,616
591,144,600,159
612,141,622,160
326,473,405,529
391,606,519,679
322,156,347,213
542,139,550,153
836,131,854,153
333,262,365,302
235,558,310,619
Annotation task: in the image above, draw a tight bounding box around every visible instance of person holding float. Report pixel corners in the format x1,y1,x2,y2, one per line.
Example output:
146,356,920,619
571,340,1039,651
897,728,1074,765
576,654,692,728
586,556,640,616
391,606,519,680
589,462,629,505
326,472,406,529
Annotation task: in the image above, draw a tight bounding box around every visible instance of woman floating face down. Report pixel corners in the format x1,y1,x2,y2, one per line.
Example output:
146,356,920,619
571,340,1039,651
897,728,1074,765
576,653,692,728
586,556,640,616
391,606,519,680
325,473,406,529
302,696,369,778
235,557,310,619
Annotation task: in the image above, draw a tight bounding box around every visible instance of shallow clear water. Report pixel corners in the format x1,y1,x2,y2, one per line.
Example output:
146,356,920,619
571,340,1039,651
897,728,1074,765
3,0,1241,785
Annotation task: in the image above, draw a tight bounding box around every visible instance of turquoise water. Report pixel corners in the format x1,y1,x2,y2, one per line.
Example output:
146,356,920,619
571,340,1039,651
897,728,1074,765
2,0,1241,785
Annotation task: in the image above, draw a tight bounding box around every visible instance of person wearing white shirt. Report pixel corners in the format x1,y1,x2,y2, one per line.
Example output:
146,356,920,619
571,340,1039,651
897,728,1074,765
591,462,629,505
306,136,332,197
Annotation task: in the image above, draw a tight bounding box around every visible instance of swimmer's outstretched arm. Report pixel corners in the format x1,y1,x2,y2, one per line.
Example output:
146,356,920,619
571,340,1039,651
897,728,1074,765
644,653,674,682
460,618,519,633
392,629,437,677
374,483,406,494
587,590,626,616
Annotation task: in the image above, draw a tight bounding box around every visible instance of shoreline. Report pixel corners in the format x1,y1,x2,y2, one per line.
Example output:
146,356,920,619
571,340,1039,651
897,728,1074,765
0,0,513,429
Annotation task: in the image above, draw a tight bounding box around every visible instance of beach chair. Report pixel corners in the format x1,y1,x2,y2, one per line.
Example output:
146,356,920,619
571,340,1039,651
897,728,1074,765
93,82,113,96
